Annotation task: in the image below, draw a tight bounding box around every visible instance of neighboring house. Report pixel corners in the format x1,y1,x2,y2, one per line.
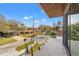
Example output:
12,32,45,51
25,30,34,34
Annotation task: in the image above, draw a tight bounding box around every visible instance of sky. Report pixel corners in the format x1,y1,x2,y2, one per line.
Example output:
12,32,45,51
0,3,63,27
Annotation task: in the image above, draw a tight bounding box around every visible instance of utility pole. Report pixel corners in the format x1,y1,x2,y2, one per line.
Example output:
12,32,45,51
32,17,34,43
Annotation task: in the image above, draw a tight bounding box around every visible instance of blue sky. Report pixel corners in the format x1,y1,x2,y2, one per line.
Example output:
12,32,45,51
0,3,63,27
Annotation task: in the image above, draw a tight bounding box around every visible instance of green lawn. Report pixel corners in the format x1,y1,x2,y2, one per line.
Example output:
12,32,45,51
21,34,33,38
21,32,42,38
15,41,33,51
34,32,42,35
0,38,17,46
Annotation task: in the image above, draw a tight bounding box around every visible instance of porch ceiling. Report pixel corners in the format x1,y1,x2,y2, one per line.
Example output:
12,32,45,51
40,3,79,18
40,3,67,18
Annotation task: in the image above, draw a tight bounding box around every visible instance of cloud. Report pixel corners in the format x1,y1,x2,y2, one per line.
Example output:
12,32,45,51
23,16,33,20
42,19,46,22
34,20,40,23
23,16,29,20
29,16,33,18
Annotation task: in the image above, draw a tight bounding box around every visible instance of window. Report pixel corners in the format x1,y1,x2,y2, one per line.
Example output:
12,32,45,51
68,4,79,56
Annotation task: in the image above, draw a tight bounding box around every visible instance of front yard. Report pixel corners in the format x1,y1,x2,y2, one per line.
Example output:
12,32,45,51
21,34,33,38
0,37,17,46
20,32,42,38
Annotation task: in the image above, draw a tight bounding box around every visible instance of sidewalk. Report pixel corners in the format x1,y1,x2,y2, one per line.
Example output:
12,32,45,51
34,38,67,56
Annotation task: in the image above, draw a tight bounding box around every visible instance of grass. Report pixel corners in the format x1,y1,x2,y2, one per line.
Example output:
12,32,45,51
15,41,33,51
21,34,33,38
34,32,42,35
28,43,42,54
0,37,17,46
21,32,42,38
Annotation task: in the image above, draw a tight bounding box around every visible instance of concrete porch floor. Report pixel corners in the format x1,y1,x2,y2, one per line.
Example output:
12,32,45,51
33,38,67,56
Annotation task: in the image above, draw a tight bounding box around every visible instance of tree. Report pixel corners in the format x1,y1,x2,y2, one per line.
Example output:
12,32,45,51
69,23,79,41
0,15,27,37
0,15,6,32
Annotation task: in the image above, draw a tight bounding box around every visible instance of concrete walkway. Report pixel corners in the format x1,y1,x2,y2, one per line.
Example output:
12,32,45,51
34,38,67,56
